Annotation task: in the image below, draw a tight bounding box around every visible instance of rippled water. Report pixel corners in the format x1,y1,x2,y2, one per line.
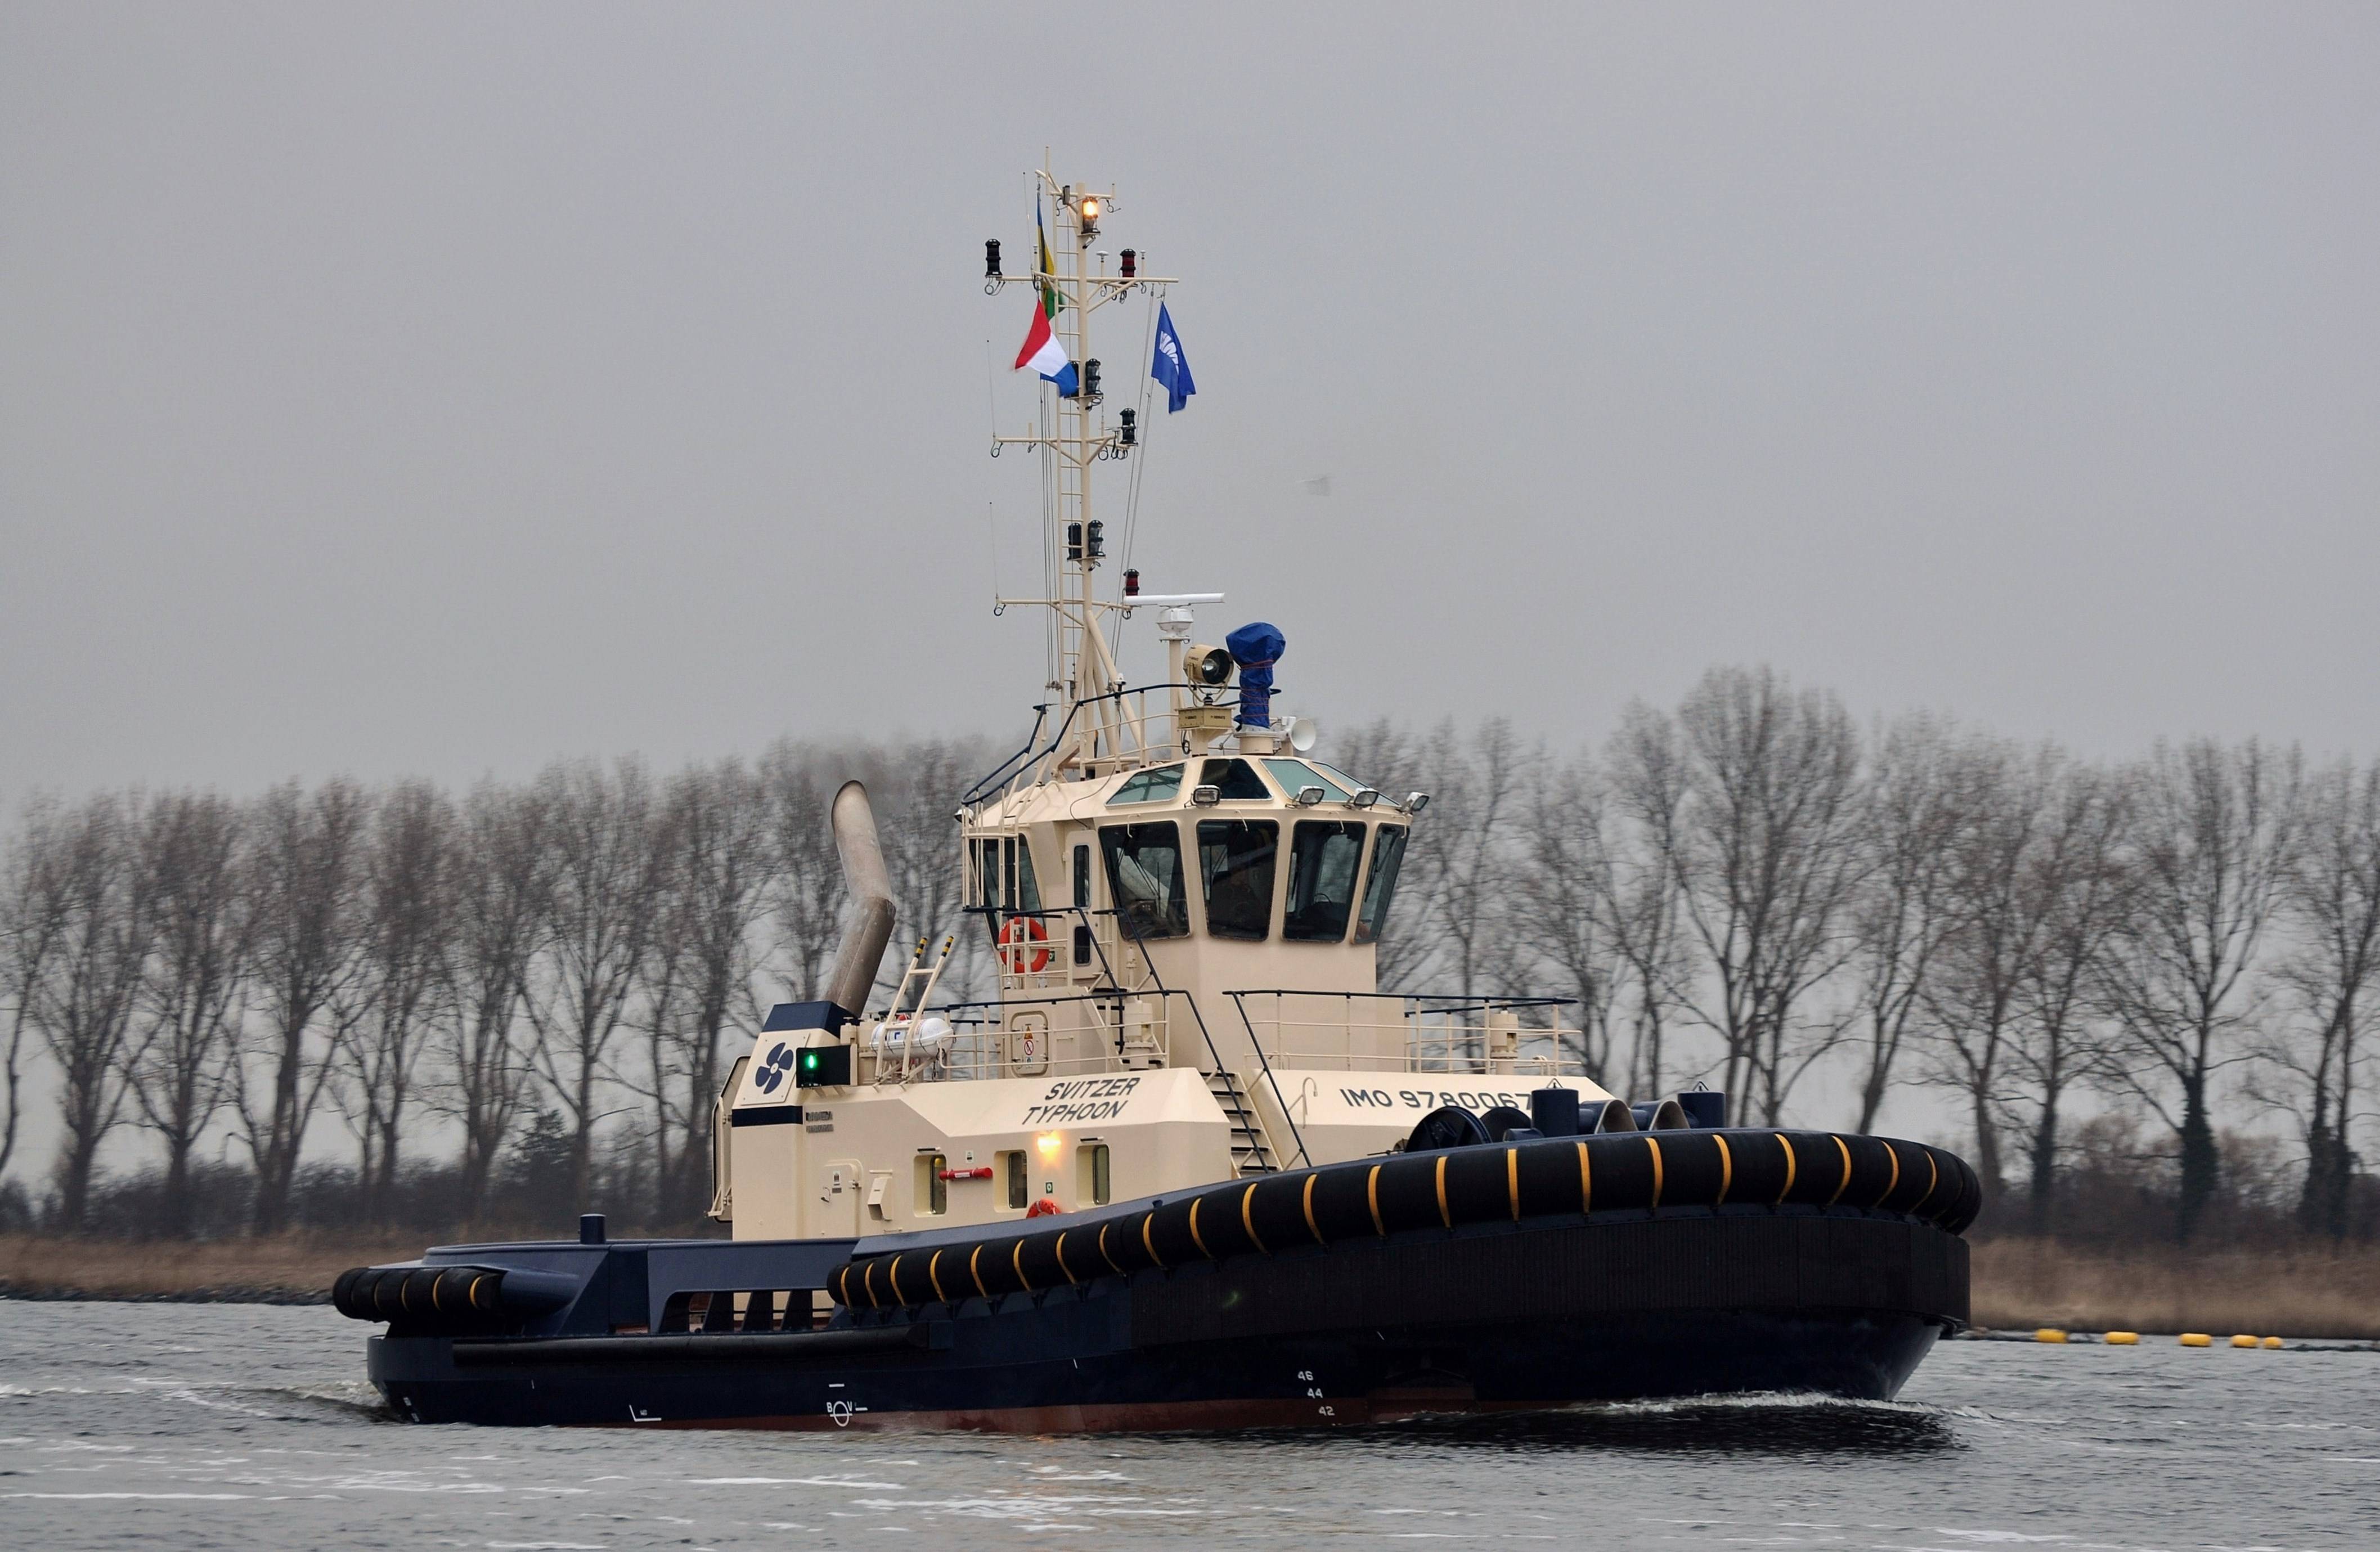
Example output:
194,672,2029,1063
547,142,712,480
2,1302,2375,1550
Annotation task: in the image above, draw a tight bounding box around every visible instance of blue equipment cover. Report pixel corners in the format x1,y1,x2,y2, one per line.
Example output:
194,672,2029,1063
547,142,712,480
1225,622,1285,729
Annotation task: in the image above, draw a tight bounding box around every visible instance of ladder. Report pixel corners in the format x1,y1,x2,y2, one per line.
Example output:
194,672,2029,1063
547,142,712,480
1208,1070,1281,1176
878,936,956,1083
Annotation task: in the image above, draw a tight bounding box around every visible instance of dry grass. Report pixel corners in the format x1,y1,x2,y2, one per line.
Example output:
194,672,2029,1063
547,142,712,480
0,1232,428,1301
1973,1236,2380,1340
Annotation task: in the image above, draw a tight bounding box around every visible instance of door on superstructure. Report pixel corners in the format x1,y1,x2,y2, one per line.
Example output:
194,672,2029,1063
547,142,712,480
817,1159,862,1236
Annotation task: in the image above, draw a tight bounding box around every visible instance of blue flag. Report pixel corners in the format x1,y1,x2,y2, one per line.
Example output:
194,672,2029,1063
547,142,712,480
1151,304,1196,412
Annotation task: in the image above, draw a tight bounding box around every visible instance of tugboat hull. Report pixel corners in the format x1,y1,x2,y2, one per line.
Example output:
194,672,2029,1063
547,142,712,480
365,1204,1966,1431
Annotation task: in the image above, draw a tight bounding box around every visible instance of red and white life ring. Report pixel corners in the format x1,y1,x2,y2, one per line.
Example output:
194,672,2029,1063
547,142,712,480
998,914,1050,974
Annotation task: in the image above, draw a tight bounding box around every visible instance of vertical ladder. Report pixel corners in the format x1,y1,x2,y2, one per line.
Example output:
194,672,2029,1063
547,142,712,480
1208,1070,1281,1176
879,936,956,1082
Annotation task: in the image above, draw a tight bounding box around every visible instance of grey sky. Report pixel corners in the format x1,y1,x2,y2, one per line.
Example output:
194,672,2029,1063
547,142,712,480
5,3,2377,821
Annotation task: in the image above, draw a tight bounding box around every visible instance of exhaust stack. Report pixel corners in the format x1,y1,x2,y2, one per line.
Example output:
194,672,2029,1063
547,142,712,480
823,781,897,1019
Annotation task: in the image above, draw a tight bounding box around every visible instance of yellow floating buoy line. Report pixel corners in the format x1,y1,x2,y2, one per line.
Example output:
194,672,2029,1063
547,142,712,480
2180,1332,2213,1347
2034,1327,2068,1343
2262,1336,2285,1349
2230,1334,2260,1348
2105,1331,2139,1345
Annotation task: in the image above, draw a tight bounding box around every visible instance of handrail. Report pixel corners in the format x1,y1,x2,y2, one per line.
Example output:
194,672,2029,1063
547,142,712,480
1223,991,1312,1169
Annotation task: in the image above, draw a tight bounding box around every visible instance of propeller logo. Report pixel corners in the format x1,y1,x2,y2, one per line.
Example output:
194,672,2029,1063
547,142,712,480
752,1042,797,1095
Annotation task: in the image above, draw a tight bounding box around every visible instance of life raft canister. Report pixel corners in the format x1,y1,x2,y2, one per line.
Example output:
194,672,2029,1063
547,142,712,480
998,914,1050,973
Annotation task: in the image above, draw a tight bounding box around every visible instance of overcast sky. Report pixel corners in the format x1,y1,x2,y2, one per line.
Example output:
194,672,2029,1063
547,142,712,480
5,3,2377,816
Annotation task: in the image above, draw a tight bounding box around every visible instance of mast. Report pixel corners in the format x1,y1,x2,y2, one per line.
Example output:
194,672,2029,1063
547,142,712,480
990,164,1178,781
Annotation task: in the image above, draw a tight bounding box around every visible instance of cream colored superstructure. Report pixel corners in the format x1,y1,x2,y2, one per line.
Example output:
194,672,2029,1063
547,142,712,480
719,164,1616,1243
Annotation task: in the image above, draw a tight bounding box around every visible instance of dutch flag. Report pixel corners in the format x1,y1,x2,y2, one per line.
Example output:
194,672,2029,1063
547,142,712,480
1013,302,1078,398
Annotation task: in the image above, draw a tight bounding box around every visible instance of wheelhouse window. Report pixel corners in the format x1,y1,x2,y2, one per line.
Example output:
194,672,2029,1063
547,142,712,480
1108,764,1185,805
1355,826,1409,944
1264,759,1356,804
1283,820,1365,941
1099,822,1189,939
975,836,1041,943
1197,819,1278,940
1199,758,1270,801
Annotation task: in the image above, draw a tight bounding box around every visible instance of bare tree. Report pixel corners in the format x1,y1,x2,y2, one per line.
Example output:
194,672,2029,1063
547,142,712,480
335,780,457,1221
17,795,157,1228
1844,715,1966,1133
874,739,985,1005
523,759,663,1207
124,791,250,1233
1920,739,2058,1199
1517,750,1620,1085
2002,762,2133,1230
1417,718,1533,1004
438,778,552,1220
2098,739,2303,1241
759,740,846,1002
1660,668,1867,1123
0,799,75,1187
639,760,773,1222
2274,756,2380,1238
232,778,372,1234
1601,706,1692,1100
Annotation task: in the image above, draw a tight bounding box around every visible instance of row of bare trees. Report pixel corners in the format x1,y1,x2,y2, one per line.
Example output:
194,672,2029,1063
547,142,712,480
0,739,990,1234
1344,667,2377,1242
4,669,2373,1244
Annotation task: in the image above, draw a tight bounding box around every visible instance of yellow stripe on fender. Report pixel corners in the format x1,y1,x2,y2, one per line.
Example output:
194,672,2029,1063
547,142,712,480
1098,1222,1125,1275
1242,1183,1268,1253
1874,1143,1901,1208
1435,1155,1452,1227
928,1249,947,1303
1647,1137,1664,1209
1577,1141,1592,1214
1143,1212,1165,1269
1714,1134,1732,1205
1825,1136,1853,1206
1367,1164,1386,1235
1303,1174,1323,1244
1775,1133,1797,1204
1911,1151,1940,1217
969,1244,988,1298
863,1259,880,1309
1056,1232,1079,1285
887,1254,905,1304
1506,1147,1520,1221
1188,1198,1211,1259
1012,1239,1031,1292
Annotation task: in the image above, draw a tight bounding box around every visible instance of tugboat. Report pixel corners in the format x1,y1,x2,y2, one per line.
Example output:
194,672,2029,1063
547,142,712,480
340,165,1978,1431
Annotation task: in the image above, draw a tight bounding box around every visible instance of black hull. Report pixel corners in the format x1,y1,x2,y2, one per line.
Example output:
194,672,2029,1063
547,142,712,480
366,1209,1966,1432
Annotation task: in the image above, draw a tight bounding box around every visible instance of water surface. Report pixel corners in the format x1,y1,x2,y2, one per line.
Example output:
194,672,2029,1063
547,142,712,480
2,1302,2374,1549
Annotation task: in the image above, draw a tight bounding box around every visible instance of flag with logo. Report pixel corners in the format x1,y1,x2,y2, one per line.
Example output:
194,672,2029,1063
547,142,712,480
1152,303,1195,412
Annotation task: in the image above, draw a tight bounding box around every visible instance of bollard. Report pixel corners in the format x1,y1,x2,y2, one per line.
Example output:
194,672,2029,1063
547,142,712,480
2034,1328,2068,1343
2179,1333,2213,1347
2105,1331,2140,1345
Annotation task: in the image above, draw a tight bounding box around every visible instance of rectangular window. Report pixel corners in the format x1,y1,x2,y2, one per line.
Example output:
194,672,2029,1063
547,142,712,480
977,838,1002,944
1078,1143,1111,1206
1355,826,1410,944
1200,758,1270,800
915,1152,947,1216
1001,1150,1027,1210
1002,837,1017,910
1072,844,1093,966
1284,820,1366,941
1099,822,1189,939
1017,838,1041,913
1108,764,1185,805
1264,758,1356,804
1197,818,1278,940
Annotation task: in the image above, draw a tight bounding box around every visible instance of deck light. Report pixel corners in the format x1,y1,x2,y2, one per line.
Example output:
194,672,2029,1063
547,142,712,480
1295,786,1326,807
1350,788,1382,808
1190,784,1221,806
1403,792,1431,815
1035,1131,1064,1160
1189,645,1232,685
